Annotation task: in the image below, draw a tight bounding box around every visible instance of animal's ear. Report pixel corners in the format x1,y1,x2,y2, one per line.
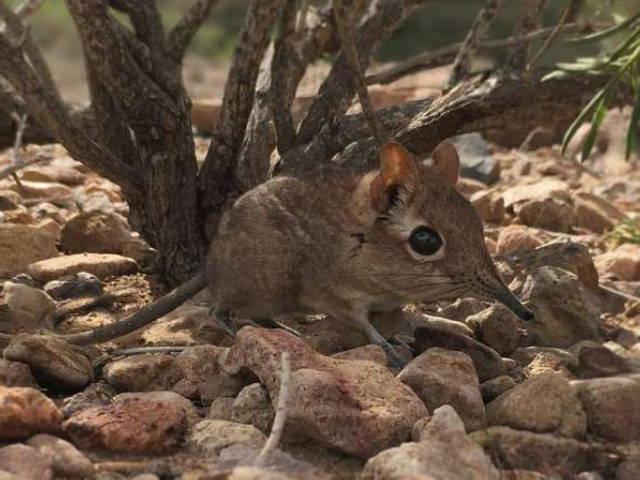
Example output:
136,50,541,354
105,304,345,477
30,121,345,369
370,142,418,212
432,141,460,186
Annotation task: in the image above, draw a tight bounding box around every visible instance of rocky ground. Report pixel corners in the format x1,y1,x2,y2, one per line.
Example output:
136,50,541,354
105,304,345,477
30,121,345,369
0,101,640,479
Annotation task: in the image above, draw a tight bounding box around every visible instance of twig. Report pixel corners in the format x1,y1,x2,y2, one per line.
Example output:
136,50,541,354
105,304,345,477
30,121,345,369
15,0,43,20
296,0,308,32
9,112,27,190
365,22,600,86
0,154,43,181
332,0,386,144
166,0,220,62
507,0,549,71
255,351,291,467
527,0,579,70
295,0,403,145
447,0,504,88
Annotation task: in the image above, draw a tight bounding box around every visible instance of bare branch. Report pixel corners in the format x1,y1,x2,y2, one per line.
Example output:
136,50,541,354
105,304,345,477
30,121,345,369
199,0,284,218
507,0,549,71
15,0,43,19
447,0,504,87
109,0,165,52
332,0,386,144
527,0,579,70
255,351,291,467
365,21,599,86
270,0,298,154
295,0,404,145
166,0,220,62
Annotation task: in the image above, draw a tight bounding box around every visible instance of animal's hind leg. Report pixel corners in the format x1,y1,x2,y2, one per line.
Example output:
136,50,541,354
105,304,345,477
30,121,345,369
251,318,303,337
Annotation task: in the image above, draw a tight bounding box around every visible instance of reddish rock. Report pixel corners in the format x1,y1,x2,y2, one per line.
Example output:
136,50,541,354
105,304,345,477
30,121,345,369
63,391,189,453
26,434,95,479
0,444,53,480
0,387,63,441
496,226,543,255
516,198,575,233
594,244,640,281
573,192,627,233
0,359,36,387
60,211,131,254
0,224,58,277
471,190,505,224
224,327,428,459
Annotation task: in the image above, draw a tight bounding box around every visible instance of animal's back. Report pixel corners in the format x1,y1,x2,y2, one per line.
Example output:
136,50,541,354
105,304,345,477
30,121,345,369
206,169,359,318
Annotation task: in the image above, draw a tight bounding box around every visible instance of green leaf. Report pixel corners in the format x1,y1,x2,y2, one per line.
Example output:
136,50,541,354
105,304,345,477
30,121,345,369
561,87,607,156
626,89,640,159
581,90,612,161
571,10,640,44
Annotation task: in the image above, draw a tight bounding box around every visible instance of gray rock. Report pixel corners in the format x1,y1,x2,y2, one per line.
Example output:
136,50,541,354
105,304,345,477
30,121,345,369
451,133,500,185
470,426,619,473
412,324,506,381
398,348,485,431
3,281,55,324
27,434,95,478
521,267,602,348
0,444,53,480
44,272,103,300
188,419,266,457
362,406,499,480
572,376,640,442
481,375,518,403
466,305,525,355
232,383,275,434
4,335,92,391
0,359,36,387
486,371,586,438
208,397,235,421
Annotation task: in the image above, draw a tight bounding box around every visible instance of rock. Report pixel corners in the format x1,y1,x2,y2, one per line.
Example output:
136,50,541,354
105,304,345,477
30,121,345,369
103,353,175,392
450,133,500,184
511,346,578,369
572,376,640,442
3,281,55,324
411,324,507,381
594,244,640,281
521,267,601,348
0,224,58,277
188,419,266,457
502,178,570,208
466,305,525,355
457,177,488,197
496,226,543,255
516,198,576,233
0,359,36,387
574,192,627,233
0,190,20,210
471,190,505,224
61,382,116,418
115,390,200,426
0,386,63,440
362,405,499,480
64,391,189,453
208,397,235,421
43,272,103,300
617,458,640,480
439,297,487,321
520,127,557,151
61,211,131,254
224,327,428,459
22,164,86,186
481,375,518,403
572,342,632,378
470,426,616,473
498,240,599,292
398,348,485,431
4,335,92,391
523,352,574,378
28,253,138,282
231,383,275,434
27,434,95,478
486,371,586,438
332,344,387,365
123,236,159,273
0,444,53,480
9,181,73,202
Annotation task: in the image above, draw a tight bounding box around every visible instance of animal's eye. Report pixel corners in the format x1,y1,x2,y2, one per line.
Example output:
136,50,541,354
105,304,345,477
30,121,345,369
408,226,443,256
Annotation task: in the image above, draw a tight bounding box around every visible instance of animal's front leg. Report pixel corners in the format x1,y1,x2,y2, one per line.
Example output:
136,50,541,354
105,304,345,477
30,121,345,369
333,307,410,369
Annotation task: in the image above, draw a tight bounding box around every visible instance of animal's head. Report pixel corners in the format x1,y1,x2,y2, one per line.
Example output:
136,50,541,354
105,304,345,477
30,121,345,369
354,141,533,321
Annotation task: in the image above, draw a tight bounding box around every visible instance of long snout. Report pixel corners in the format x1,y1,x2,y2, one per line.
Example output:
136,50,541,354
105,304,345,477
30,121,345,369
490,283,534,321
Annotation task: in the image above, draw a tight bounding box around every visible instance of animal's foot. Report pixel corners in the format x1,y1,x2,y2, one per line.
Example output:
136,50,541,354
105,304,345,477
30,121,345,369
211,308,236,336
380,340,410,369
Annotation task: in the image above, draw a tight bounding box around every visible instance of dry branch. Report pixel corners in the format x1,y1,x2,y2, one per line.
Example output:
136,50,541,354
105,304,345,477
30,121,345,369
199,0,284,220
527,0,580,69
448,0,504,87
295,0,404,145
507,0,549,71
332,0,386,144
365,22,598,86
167,0,220,61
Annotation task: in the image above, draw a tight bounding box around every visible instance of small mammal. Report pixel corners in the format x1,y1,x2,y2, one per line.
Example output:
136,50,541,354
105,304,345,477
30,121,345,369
207,141,532,366
35,140,531,365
